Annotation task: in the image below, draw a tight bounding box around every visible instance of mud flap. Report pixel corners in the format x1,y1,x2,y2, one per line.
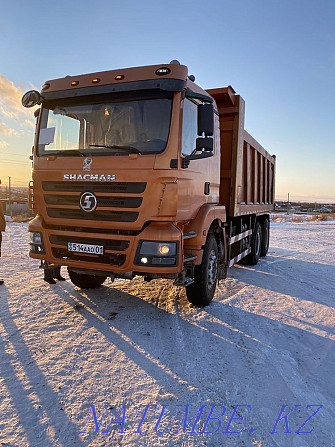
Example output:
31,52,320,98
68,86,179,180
218,239,227,279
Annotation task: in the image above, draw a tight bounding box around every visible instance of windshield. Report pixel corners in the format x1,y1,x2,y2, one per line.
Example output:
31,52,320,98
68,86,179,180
38,96,172,156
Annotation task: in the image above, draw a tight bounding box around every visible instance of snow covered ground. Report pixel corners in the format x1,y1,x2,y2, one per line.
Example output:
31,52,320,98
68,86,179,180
0,220,334,447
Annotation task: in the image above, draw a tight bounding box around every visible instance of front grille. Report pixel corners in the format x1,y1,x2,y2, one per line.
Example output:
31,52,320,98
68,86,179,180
47,208,138,222
44,195,142,208
49,234,129,251
42,181,145,224
45,223,141,236
52,247,126,266
42,181,146,193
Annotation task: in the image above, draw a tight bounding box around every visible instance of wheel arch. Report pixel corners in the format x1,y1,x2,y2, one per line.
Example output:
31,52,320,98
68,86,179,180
183,204,226,250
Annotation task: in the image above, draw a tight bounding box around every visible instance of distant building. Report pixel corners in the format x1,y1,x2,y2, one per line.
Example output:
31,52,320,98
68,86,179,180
319,206,331,213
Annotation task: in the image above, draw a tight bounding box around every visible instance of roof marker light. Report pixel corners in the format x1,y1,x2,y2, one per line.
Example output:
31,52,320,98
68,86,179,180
92,78,100,84
71,81,79,86
41,83,50,91
115,75,124,80
156,67,171,76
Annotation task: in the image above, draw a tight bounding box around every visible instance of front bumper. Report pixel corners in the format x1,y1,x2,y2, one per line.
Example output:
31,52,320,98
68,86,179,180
29,216,183,274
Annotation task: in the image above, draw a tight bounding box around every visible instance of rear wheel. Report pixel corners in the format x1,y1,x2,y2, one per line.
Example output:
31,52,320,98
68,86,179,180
186,234,218,306
68,268,107,289
244,221,262,265
260,218,270,257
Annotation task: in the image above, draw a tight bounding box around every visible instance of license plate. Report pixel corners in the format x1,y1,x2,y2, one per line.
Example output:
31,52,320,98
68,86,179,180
68,242,104,255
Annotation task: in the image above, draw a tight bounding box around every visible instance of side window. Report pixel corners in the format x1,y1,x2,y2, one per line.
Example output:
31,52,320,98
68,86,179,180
181,99,198,155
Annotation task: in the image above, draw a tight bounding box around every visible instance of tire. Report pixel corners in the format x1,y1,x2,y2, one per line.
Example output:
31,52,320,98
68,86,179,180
186,234,218,306
67,268,107,289
260,218,270,257
244,221,262,265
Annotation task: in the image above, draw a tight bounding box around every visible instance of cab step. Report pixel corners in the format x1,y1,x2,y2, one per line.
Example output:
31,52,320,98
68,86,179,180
174,274,194,287
183,231,197,239
184,254,197,263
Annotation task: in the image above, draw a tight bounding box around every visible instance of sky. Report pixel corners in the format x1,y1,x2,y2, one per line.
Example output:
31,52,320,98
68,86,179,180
0,0,334,202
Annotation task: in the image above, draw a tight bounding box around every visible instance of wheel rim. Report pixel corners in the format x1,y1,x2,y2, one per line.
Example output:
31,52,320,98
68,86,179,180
207,249,218,290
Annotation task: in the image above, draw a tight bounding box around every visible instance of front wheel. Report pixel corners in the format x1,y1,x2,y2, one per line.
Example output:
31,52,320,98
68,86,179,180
68,268,107,289
186,234,218,306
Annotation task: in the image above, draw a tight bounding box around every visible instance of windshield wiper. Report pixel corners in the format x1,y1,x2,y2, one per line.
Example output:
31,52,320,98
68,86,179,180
89,144,142,155
44,150,85,157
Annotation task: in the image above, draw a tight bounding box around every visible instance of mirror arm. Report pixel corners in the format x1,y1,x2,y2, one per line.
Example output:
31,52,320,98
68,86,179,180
184,88,213,104
182,151,213,169
37,95,45,105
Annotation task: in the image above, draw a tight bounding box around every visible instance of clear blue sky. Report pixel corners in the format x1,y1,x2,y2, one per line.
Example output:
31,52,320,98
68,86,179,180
0,0,334,201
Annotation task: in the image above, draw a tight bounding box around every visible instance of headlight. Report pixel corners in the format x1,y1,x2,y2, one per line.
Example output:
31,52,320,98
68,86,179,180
135,241,178,267
139,241,177,256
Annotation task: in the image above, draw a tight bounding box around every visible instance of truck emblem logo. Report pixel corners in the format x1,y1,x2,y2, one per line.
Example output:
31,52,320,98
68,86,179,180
83,158,92,171
80,192,97,213
64,173,116,181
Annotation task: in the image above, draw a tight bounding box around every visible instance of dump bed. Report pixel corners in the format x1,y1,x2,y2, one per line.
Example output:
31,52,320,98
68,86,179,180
207,87,276,217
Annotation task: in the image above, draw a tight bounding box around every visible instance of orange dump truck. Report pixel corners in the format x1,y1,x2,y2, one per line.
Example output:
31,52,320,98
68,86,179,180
22,62,276,306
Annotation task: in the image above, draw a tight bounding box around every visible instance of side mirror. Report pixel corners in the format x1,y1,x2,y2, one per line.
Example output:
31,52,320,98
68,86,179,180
196,137,213,152
198,103,214,136
21,90,42,108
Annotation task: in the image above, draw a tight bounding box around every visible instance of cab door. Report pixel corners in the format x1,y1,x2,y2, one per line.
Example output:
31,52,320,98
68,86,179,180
177,98,220,221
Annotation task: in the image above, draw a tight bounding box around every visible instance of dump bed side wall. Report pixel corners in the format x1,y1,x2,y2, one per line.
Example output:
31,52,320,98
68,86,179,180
237,131,276,216
206,87,276,217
